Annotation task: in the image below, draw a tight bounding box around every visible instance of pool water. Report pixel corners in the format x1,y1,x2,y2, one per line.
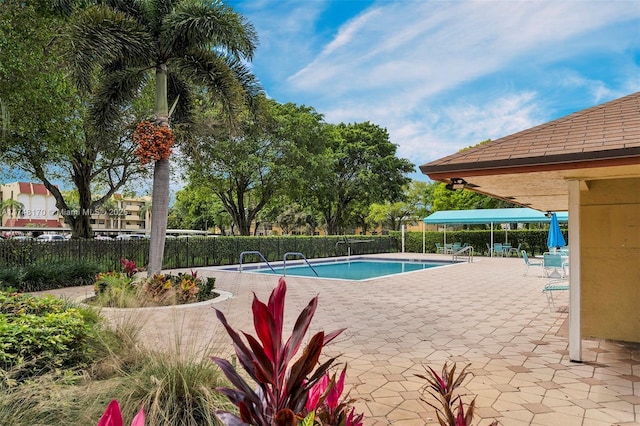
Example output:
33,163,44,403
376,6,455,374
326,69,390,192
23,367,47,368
246,259,452,281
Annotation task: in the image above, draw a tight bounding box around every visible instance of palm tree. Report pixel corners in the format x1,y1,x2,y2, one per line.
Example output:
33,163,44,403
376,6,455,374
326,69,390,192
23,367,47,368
0,198,24,226
68,0,260,274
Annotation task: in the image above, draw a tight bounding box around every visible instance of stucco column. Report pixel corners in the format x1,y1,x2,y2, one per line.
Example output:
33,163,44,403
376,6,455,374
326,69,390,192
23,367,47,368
568,179,582,362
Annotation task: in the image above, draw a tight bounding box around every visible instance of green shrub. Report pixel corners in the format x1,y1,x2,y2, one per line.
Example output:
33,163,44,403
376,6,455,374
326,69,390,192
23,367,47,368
0,292,102,380
197,276,216,302
0,267,23,291
2,260,103,293
1,235,399,270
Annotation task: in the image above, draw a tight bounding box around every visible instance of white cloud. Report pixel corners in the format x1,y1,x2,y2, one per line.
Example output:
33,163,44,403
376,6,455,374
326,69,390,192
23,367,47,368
233,0,640,173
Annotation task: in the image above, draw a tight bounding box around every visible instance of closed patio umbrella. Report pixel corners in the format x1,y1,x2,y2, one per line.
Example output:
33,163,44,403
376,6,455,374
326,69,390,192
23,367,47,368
547,212,566,252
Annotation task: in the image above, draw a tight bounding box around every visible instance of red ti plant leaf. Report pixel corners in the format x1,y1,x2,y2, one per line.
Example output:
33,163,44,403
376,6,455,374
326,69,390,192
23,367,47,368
97,400,123,426
130,408,145,426
346,407,364,426
268,277,287,348
252,295,278,363
97,400,145,426
306,374,330,412
326,367,346,412
211,277,346,426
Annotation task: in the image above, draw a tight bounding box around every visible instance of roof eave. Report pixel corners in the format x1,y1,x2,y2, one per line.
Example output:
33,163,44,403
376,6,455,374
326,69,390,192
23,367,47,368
420,149,640,180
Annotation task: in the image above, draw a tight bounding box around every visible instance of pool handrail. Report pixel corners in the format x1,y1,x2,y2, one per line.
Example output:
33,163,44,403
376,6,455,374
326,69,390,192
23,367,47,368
452,245,474,263
239,251,276,273
283,252,319,277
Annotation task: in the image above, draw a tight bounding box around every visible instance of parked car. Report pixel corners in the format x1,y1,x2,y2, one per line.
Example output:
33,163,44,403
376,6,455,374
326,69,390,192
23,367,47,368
36,234,65,242
11,235,34,241
115,234,148,240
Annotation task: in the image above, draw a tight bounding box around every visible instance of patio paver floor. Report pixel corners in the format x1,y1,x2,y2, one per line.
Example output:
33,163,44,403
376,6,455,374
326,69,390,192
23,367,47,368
41,253,640,425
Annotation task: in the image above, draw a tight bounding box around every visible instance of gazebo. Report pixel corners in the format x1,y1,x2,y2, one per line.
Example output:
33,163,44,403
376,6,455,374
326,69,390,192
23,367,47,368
423,207,568,255
420,92,640,361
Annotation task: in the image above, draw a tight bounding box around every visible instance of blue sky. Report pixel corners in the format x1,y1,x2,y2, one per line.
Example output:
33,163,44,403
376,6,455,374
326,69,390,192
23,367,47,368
226,0,640,181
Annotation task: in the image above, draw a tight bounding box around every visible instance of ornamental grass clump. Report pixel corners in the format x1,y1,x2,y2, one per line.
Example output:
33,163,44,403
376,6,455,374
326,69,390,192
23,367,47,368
211,277,363,425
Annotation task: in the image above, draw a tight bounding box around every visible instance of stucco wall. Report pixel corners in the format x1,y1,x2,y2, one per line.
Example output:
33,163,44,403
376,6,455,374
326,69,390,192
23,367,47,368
580,177,640,342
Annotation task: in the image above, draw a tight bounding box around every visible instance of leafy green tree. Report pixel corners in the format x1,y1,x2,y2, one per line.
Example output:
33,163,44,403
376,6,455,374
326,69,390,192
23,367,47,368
367,201,412,232
187,99,326,235
169,184,229,232
431,183,514,212
0,2,143,238
405,180,435,219
68,0,260,273
366,180,435,232
305,122,415,235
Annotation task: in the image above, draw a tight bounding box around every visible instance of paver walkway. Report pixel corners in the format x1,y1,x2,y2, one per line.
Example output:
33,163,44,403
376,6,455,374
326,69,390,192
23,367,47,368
42,253,640,425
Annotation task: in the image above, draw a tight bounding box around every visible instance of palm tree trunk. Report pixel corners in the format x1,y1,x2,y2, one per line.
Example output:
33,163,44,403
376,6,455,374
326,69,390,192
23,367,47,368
148,63,170,275
148,157,170,274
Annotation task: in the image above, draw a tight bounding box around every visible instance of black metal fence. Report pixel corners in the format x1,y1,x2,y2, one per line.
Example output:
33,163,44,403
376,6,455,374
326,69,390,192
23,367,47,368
0,235,400,270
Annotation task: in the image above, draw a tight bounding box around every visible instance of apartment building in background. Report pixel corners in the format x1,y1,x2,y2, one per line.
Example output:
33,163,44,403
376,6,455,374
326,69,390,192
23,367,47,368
0,182,62,227
90,193,151,232
0,182,150,232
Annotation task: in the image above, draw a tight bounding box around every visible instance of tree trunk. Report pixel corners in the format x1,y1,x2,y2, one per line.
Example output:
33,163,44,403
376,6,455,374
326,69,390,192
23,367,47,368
147,63,170,275
74,171,93,239
71,216,91,238
148,157,170,274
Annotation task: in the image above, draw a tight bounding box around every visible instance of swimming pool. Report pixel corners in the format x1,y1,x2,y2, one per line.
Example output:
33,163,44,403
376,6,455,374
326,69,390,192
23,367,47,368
236,258,456,281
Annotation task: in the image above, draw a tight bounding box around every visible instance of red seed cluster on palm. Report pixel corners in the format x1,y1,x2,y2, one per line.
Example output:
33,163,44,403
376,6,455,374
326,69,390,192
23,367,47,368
133,121,174,165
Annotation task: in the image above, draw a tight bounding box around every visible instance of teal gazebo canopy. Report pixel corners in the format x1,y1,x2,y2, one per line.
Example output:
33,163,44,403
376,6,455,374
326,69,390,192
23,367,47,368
422,208,568,256
423,208,568,225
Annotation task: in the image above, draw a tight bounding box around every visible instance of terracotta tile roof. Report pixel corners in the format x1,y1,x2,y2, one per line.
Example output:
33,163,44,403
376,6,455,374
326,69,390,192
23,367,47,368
420,91,640,176
18,182,31,194
16,182,54,196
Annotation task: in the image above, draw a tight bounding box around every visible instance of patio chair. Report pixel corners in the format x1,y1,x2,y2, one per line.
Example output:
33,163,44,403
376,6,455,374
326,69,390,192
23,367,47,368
522,250,543,276
492,243,504,257
542,279,569,311
543,253,567,278
435,243,445,254
508,243,522,257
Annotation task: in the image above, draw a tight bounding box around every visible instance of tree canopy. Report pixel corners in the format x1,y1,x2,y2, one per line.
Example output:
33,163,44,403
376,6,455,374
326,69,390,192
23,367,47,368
185,98,327,235
0,2,144,238
67,0,260,271
304,122,415,234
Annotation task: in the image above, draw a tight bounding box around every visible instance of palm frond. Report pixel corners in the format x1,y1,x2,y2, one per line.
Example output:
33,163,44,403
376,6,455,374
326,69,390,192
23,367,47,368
102,0,145,17
164,0,258,61
167,72,194,125
51,0,92,17
91,68,150,131
174,51,241,114
225,57,264,101
68,5,154,92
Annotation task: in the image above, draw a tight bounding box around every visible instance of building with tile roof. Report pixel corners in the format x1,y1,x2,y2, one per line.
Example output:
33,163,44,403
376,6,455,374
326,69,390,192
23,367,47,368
420,91,640,361
0,182,150,234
